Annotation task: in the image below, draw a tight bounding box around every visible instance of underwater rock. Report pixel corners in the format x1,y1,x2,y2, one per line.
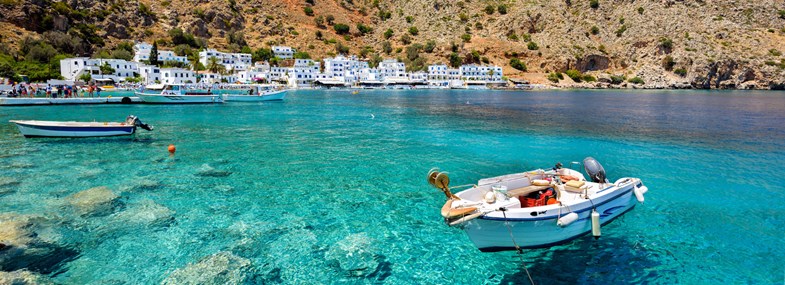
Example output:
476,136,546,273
0,176,20,187
0,269,54,285
0,213,79,275
110,199,174,228
77,168,105,178
195,164,232,177
161,251,256,285
325,233,379,277
66,186,121,216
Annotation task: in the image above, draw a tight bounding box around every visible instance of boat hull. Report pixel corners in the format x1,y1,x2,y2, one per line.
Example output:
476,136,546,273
463,184,638,251
136,93,222,104
11,121,136,138
223,90,286,102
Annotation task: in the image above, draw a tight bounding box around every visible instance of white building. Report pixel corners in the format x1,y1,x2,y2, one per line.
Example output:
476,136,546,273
160,68,196,84
236,62,271,83
378,59,407,81
459,65,503,82
199,49,253,72
138,64,161,84
198,72,222,84
133,42,189,64
408,72,428,84
272,46,295,59
288,59,320,87
269,66,291,83
60,58,140,82
322,55,369,85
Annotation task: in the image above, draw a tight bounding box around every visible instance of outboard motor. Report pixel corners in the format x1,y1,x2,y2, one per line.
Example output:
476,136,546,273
126,115,154,131
583,157,608,183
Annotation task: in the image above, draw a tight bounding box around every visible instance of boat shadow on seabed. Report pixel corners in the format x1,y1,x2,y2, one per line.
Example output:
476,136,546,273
499,234,681,284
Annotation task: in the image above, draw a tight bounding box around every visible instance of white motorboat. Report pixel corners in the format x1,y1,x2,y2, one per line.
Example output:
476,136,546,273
429,157,648,252
222,85,287,102
10,115,153,138
136,84,222,104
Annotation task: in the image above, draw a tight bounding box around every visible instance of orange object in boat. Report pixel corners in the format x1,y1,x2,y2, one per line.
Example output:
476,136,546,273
561,175,579,182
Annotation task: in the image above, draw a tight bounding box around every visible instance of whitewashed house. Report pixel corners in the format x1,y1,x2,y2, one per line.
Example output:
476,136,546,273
288,59,320,87
199,49,253,72
133,42,189,64
378,59,407,83
160,68,196,84
137,64,161,84
236,62,271,83
459,65,503,82
272,46,295,59
60,58,139,82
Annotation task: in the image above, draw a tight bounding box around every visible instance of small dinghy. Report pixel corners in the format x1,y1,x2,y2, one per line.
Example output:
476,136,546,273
429,157,648,252
10,115,153,138
222,85,287,102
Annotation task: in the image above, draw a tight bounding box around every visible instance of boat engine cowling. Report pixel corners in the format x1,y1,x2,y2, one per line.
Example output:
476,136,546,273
126,115,154,131
583,157,608,183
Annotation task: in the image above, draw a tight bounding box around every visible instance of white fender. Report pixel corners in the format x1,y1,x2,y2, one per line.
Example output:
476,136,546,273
634,186,645,203
557,212,579,227
591,210,601,239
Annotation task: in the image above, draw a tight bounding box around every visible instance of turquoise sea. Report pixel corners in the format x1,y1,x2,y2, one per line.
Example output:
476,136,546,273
1,89,784,284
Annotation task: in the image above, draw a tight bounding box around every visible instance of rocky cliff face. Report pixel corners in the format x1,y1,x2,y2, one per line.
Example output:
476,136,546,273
1,0,784,89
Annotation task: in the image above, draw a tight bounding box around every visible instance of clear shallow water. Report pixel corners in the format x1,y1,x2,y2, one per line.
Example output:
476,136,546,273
0,89,784,284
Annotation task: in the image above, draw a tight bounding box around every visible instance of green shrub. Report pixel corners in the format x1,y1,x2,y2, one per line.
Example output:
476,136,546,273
779,10,785,19
582,74,596,82
382,41,392,54
628,77,645,84
315,30,323,39
590,0,599,9
378,10,391,21
484,5,495,14
565,69,583,82
662,56,675,71
674,68,687,77
507,33,519,41
637,7,644,14
461,33,471,42
303,6,313,16
615,25,627,37
424,40,436,53
458,13,469,22
401,34,412,44
449,52,462,68
659,37,674,50
769,49,782,56
527,41,539,50
326,15,335,25
610,75,625,84
293,51,311,59
408,26,419,35
547,72,562,83
333,23,350,34
510,58,527,71
590,26,599,35
384,29,393,39
498,5,508,14
357,23,372,35
405,16,413,23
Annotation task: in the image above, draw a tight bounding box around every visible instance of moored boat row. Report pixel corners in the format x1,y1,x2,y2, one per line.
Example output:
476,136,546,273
135,84,287,104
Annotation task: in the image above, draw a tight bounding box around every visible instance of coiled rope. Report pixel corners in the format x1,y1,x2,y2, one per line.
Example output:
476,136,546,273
500,208,535,285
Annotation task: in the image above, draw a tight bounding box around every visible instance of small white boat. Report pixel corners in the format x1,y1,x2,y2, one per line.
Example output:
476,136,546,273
222,85,287,102
136,84,222,104
429,157,648,252
10,115,153,138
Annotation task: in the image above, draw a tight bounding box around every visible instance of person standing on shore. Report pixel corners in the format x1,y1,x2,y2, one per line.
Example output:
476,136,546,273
88,85,93,98
45,84,51,98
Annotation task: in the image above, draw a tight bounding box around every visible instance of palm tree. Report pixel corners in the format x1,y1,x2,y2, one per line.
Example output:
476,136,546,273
206,57,225,74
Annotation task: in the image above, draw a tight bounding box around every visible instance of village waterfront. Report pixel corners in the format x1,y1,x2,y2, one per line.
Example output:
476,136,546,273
1,89,784,284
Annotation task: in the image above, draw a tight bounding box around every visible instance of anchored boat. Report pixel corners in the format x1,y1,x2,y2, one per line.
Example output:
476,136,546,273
429,157,648,252
136,84,222,104
222,84,287,102
10,115,153,138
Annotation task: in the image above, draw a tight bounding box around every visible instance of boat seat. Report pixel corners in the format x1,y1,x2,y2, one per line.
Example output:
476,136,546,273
506,185,552,198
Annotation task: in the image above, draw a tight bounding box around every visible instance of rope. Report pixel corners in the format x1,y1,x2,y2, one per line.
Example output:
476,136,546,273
501,208,535,285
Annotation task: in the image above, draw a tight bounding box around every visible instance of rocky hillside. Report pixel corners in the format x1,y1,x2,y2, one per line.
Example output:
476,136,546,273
1,0,785,89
